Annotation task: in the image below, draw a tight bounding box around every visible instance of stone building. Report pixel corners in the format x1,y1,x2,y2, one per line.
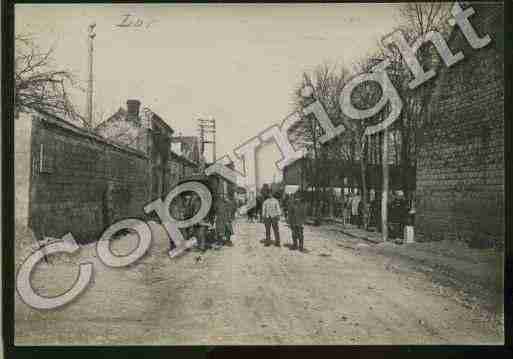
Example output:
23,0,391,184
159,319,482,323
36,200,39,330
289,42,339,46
96,99,199,200
415,3,504,247
169,135,202,188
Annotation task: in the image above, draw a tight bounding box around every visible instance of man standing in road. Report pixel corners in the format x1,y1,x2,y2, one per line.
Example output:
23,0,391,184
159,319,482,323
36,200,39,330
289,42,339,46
215,194,234,247
255,194,263,223
228,197,238,234
262,192,282,247
287,193,307,251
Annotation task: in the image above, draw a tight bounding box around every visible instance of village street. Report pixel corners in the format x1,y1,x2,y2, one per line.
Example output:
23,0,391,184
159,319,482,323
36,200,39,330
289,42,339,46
15,220,503,345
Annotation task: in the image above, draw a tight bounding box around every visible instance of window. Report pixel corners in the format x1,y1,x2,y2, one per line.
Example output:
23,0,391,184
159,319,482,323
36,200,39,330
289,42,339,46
39,143,54,174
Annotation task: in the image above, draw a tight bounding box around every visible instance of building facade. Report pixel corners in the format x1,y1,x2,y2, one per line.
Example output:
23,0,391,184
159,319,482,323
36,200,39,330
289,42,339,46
171,136,201,164
97,99,199,201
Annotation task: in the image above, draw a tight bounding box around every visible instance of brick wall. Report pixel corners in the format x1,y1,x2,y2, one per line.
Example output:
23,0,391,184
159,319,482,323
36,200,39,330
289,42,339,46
18,112,151,244
415,3,504,246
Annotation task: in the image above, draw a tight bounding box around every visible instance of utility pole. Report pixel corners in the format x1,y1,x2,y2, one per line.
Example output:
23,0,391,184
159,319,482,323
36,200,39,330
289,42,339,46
311,112,318,221
197,118,216,163
302,74,319,223
86,22,96,129
198,122,205,155
213,119,216,162
382,129,389,242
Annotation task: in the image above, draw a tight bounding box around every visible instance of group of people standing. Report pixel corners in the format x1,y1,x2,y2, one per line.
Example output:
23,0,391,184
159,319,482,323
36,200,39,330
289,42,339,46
175,189,310,253
177,187,409,254
338,193,364,228
172,192,237,253
252,191,308,252
333,191,409,235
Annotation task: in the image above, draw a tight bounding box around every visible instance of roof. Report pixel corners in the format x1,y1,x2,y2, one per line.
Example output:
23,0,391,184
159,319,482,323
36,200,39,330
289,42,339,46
96,105,174,136
236,186,247,194
27,109,149,159
169,149,199,167
175,174,220,196
171,136,199,143
95,107,130,130
150,112,174,135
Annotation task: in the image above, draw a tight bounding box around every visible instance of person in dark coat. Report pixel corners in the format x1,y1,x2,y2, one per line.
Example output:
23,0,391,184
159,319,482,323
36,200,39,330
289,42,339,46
255,195,264,223
247,205,255,222
357,199,364,228
282,194,290,221
389,192,407,239
227,197,238,234
215,195,234,246
287,193,307,251
370,196,382,232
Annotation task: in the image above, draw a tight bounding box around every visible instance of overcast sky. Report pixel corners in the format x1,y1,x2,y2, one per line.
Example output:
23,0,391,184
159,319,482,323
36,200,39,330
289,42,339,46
16,3,402,186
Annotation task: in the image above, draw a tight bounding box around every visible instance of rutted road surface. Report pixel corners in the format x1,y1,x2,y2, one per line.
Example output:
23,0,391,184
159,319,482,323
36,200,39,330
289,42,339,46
15,220,503,345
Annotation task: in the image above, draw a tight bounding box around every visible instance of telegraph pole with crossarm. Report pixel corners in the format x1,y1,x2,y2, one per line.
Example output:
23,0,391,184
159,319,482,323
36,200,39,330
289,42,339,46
197,118,216,163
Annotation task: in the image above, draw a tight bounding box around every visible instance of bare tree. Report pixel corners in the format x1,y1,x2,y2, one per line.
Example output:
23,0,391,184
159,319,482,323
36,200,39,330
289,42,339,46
398,2,452,39
291,59,387,223
349,53,389,229
15,34,86,127
290,63,353,219
381,3,453,203
288,3,453,222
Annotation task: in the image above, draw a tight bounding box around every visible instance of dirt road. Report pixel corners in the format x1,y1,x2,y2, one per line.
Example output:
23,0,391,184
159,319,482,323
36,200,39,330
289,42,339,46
15,220,503,345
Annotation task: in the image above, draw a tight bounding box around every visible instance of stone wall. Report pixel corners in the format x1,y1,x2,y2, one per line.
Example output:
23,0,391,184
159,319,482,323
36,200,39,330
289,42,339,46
415,3,504,246
16,112,151,244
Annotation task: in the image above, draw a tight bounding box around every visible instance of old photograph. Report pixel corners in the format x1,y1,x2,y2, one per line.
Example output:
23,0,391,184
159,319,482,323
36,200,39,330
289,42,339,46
13,2,504,345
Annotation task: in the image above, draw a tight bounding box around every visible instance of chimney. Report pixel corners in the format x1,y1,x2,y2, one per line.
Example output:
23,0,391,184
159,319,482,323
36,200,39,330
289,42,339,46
126,99,141,121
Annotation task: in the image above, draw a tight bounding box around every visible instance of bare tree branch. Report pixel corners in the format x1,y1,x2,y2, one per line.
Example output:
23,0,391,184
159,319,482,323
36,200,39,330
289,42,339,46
15,34,86,127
